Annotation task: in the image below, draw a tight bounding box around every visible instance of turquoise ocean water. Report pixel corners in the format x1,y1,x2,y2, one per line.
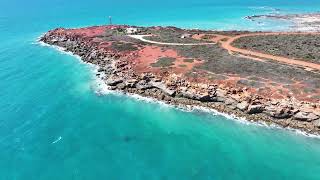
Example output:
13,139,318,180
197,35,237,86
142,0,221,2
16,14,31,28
1,0,320,179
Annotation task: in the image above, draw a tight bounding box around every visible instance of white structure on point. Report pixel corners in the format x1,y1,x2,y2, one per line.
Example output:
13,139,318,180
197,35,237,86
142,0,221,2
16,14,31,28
126,27,139,34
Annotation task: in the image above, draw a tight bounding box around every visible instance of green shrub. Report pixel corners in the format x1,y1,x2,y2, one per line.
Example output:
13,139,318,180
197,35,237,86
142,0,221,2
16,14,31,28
151,57,176,67
183,58,194,63
111,42,138,52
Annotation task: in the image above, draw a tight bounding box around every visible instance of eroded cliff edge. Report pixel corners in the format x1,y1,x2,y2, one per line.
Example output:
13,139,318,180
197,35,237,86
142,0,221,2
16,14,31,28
40,25,320,134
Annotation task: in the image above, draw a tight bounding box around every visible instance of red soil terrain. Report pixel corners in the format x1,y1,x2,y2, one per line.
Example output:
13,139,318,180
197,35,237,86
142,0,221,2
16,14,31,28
134,46,202,74
192,32,320,102
49,25,320,103
40,25,320,133
62,25,128,37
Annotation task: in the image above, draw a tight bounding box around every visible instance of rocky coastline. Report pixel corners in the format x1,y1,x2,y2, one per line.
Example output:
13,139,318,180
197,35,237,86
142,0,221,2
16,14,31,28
245,13,320,32
40,26,320,135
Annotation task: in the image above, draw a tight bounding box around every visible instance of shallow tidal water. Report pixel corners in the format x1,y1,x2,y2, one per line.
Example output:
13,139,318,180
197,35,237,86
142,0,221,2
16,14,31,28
1,0,320,179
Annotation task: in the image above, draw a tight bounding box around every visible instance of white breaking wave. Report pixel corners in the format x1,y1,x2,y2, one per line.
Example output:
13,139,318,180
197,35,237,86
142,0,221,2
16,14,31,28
180,105,320,139
93,78,171,108
35,35,100,75
93,80,320,139
37,34,320,139
52,136,62,144
37,40,82,61
248,6,281,14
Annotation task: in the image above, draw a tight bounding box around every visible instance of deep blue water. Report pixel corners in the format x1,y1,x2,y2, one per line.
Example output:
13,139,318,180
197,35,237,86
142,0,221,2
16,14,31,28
1,0,320,179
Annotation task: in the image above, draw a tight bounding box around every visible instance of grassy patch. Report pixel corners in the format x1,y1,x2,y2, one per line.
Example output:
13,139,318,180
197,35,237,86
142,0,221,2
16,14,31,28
111,42,138,52
183,58,194,63
303,87,317,93
201,34,215,40
232,34,320,64
220,38,228,42
312,95,320,100
151,57,176,67
185,71,199,78
179,64,187,68
143,27,208,44
237,79,264,88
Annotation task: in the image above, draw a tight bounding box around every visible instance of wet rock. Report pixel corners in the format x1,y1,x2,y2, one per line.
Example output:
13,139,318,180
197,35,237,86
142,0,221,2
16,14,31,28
216,89,226,97
136,81,152,90
247,104,264,114
88,51,97,60
313,120,320,128
125,79,138,88
150,81,176,96
163,95,171,102
50,38,59,43
195,92,212,102
313,111,320,117
153,78,162,82
225,98,236,105
106,76,123,86
140,73,154,81
265,106,292,119
158,94,165,100
276,110,291,119
236,101,249,111
229,105,237,110
215,97,225,102
117,83,126,90
183,90,211,102
209,97,222,102
294,112,319,122
180,88,194,99
97,68,104,72
274,111,291,119
109,86,117,90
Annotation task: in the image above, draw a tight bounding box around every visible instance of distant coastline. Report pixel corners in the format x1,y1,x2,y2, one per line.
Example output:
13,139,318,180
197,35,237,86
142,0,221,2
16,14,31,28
245,13,320,32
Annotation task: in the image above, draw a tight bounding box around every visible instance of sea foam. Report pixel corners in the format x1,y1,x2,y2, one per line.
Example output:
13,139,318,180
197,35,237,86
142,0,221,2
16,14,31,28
37,35,320,139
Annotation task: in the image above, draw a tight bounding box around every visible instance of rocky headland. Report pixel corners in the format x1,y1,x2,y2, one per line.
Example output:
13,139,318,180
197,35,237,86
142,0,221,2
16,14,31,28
246,13,320,32
40,25,320,135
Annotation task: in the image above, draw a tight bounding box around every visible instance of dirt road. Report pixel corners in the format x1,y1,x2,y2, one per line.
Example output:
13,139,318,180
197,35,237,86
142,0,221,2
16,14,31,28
219,32,320,71
130,32,320,71
128,35,217,46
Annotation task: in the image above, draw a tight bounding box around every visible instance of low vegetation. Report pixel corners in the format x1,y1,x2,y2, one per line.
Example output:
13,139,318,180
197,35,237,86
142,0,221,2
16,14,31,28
169,43,320,97
99,26,320,100
232,34,320,64
183,58,194,63
111,42,138,52
151,57,176,67
143,27,208,43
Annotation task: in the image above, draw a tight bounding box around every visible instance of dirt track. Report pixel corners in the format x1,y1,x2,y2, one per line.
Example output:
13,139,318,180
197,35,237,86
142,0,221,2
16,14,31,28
131,32,320,71
128,35,217,46
218,32,320,71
